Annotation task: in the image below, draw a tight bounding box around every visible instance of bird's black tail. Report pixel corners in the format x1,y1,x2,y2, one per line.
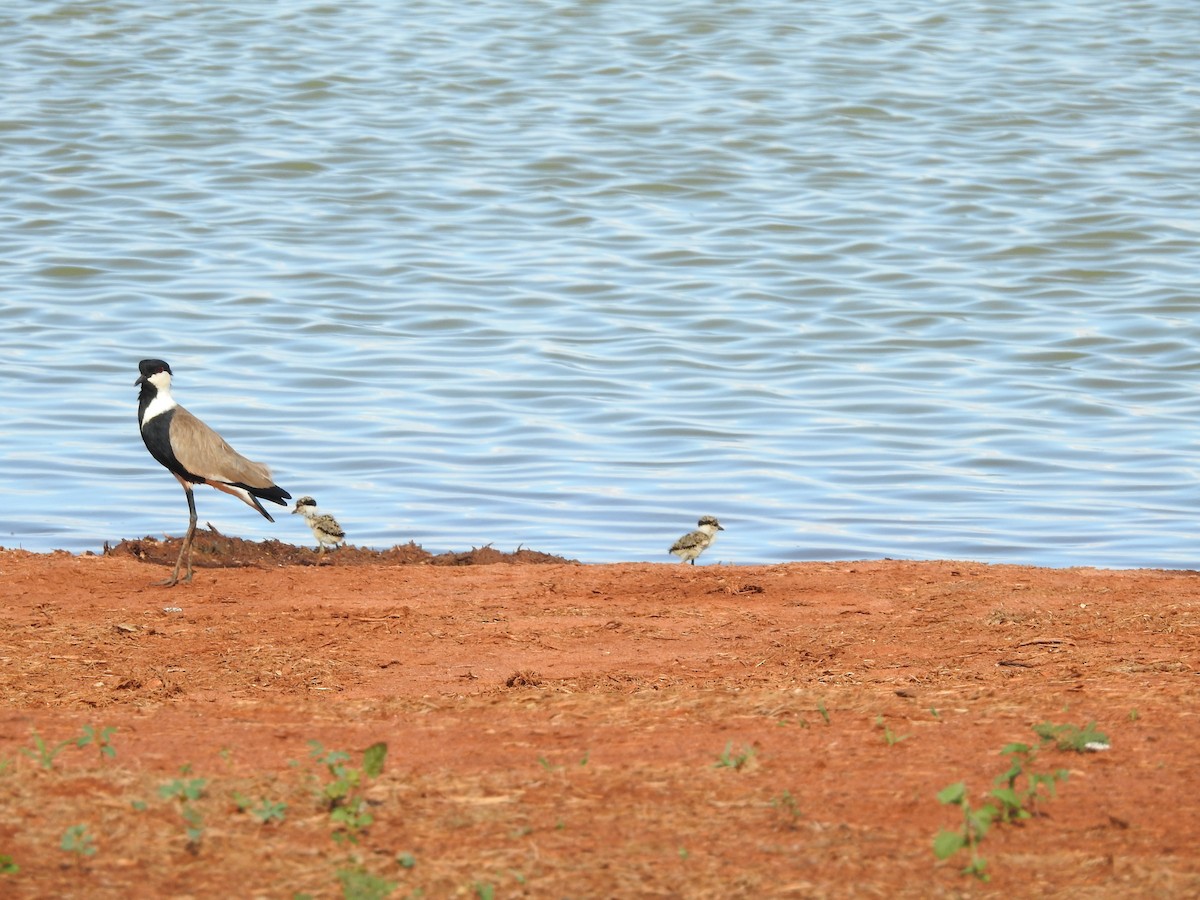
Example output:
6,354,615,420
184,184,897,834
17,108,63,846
235,483,292,522
252,485,292,506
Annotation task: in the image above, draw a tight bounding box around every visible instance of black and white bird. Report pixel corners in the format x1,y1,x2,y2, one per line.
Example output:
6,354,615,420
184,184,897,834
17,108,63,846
291,496,346,553
669,515,725,565
135,358,291,586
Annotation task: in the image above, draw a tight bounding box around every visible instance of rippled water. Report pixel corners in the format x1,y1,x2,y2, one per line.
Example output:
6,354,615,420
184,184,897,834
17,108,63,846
2,1,1199,567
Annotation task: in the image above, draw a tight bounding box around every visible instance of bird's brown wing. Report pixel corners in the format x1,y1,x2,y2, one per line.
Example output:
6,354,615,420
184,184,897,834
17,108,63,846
312,513,346,540
670,530,705,553
169,405,277,489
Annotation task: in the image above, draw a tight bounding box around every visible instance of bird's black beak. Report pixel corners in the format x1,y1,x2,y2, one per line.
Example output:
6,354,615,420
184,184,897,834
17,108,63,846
718,524,725,530
134,374,146,386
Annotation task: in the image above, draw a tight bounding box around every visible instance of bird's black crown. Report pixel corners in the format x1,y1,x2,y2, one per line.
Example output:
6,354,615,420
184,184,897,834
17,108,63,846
139,359,172,377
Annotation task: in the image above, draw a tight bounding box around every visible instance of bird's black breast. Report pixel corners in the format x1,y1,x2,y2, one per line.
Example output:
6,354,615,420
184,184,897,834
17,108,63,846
140,410,202,484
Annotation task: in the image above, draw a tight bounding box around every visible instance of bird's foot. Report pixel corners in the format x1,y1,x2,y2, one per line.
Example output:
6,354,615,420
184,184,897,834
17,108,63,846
155,569,192,587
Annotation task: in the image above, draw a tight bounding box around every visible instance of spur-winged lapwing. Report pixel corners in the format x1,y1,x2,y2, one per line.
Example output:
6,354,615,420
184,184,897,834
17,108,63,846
291,496,346,553
135,358,291,585
669,515,724,565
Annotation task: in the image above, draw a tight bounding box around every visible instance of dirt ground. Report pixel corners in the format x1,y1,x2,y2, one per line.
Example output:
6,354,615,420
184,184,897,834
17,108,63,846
1,539,1198,899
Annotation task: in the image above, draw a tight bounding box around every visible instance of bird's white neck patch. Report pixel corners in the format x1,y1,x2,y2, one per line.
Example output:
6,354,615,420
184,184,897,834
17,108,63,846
142,372,178,423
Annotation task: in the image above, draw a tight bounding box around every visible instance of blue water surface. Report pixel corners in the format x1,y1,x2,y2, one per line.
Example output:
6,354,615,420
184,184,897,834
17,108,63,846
2,1,1199,567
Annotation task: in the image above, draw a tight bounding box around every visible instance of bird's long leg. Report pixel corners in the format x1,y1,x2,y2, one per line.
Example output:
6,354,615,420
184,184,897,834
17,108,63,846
180,487,197,582
161,487,197,586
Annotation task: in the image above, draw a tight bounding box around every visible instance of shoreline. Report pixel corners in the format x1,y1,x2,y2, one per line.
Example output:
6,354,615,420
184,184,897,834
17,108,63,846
4,540,1198,574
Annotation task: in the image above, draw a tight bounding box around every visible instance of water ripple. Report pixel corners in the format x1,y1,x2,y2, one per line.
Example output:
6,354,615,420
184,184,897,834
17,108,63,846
2,1,1199,567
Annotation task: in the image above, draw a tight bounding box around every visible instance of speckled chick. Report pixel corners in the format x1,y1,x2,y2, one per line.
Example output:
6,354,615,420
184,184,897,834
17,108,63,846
291,496,346,553
669,515,724,565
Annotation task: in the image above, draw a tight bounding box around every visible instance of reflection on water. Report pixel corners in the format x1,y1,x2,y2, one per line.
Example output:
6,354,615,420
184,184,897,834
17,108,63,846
1,2,1199,567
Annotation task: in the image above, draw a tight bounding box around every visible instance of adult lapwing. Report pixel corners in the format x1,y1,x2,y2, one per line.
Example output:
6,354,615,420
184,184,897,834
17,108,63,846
135,358,291,585
669,515,725,565
291,495,346,553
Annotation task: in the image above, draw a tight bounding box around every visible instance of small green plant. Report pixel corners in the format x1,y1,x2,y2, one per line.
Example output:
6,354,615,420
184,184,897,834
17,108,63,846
875,715,911,746
537,750,589,773
336,864,397,900
714,742,756,770
255,798,287,824
933,782,991,881
75,725,117,761
233,791,288,824
990,742,1068,823
159,770,208,852
934,723,1095,881
21,725,117,770
473,882,496,900
930,707,941,720
396,852,416,869
771,790,802,828
21,731,71,770
0,853,18,875
784,717,811,728
817,700,831,724
1128,708,1140,722
160,774,207,803
1033,720,1109,752
60,824,97,863
181,806,204,850
309,740,388,845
